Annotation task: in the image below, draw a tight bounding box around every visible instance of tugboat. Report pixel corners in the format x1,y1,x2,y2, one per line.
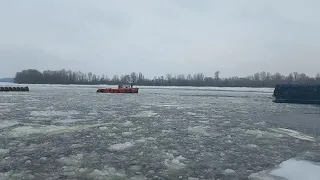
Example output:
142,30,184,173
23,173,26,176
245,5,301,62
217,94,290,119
97,84,139,93
272,84,320,104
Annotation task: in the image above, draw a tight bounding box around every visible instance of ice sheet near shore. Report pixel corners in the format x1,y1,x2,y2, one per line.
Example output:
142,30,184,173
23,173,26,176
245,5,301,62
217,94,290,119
249,158,320,180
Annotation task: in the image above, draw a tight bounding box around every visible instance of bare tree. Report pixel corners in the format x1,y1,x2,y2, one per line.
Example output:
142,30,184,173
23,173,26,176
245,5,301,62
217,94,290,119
293,72,299,82
259,71,267,81
130,72,138,84
286,73,294,83
187,74,193,81
253,73,260,81
214,71,220,80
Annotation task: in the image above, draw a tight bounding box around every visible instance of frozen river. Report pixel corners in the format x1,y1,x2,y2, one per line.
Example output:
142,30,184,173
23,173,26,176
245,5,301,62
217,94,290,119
0,84,319,180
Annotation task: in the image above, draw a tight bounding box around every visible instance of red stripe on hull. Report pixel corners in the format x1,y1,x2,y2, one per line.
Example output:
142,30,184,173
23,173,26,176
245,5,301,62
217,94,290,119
97,88,139,93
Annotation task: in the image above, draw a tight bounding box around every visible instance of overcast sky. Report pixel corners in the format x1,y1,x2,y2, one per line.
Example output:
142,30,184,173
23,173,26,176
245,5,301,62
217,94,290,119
0,0,320,78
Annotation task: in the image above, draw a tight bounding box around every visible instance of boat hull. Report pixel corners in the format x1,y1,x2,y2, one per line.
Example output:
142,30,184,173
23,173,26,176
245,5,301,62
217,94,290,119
272,84,320,105
272,98,320,104
97,88,139,93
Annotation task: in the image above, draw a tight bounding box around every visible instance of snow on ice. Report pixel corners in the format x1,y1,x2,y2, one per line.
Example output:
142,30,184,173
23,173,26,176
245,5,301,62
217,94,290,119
249,158,320,180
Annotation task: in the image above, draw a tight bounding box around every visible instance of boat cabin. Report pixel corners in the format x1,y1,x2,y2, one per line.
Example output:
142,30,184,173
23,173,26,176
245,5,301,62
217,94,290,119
118,84,133,89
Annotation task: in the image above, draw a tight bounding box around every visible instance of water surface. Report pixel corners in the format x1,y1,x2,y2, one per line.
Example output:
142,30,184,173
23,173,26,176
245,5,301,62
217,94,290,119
0,85,319,180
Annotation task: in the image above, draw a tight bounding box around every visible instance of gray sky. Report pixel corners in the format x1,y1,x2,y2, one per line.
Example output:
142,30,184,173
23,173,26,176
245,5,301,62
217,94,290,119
1,0,320,78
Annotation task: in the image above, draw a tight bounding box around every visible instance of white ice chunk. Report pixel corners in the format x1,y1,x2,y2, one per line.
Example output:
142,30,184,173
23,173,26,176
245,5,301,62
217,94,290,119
176,155,187,161
188,126,210,136
122,132,133,136
245,129,283,138
87,167,125,179
88,112,98,115
135,139,146,143
10,125,88,137
130,176,147,180
224,169,236,174
135,137,155,144
55,119,83,124
123,121,134,127
129,165,142,172
131,111,158,117
254,122,266,126
145,137,156,141
0,149,9,155
247,144,258,148
30,110,79,117
166,153,175,159
269,128,315,142
108,142,135,151
161,129,173,134
0,121,18,129
99,126,108,130
188,178,200,180
108,133,117,137
186,112,197,116
58,154,83,166
163,158,186,170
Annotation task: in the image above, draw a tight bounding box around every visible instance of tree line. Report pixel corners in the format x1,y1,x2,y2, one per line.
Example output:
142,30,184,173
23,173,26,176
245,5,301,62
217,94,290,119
14,69,320,87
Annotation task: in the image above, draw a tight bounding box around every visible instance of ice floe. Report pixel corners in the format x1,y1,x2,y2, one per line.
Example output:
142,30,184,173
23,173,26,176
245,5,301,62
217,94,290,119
30,110,79,117
10,125,87,137
247,144,258,148
187,126,210,136
269,128,315,142
163,153,188,170
163,158,186,170
224,169,236,174
108,142,135,151
87,167,126,179
245,129,283,138
186,112,197,116
131,111,158,117
249,158,320,180
122,132,133,136
123,121,134,127
0,121,18,129
188,178,200,180
58,154,84,166
55,119,84,124
0,149,9,158
135,137,155,144
99,126,108,130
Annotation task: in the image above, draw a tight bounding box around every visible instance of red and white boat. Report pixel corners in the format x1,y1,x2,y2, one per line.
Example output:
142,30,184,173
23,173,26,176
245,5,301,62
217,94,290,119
97,84,139,93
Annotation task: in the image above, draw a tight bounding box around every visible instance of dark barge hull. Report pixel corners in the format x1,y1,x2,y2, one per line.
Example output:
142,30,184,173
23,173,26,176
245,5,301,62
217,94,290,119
273,98,320,104
0,86,29,92
272,84,320,105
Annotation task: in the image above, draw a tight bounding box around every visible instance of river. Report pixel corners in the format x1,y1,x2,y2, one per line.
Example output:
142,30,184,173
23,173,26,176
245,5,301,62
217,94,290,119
0,84,319,180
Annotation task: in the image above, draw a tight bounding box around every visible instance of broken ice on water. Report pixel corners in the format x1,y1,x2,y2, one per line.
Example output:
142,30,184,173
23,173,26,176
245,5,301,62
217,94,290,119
0,84,319,179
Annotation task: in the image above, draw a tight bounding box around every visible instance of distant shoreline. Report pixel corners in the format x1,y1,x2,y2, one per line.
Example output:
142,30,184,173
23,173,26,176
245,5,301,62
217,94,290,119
10,82,274,89
13,69,320,88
